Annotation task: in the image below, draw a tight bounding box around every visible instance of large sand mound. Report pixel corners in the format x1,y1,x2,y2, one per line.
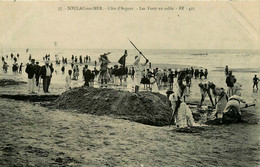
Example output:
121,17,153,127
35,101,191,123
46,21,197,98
50,87,172,126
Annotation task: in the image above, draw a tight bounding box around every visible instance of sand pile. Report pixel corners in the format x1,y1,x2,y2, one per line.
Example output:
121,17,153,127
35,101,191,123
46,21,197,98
50,87,172,126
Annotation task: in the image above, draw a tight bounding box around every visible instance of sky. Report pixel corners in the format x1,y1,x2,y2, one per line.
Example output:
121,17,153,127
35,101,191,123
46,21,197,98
0,1,259,50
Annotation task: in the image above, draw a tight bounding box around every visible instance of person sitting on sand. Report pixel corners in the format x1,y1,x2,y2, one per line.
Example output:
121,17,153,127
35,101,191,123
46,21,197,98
168,91,195,128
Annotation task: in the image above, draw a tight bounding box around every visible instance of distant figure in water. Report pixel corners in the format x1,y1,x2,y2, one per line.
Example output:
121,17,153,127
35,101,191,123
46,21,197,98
199,69,204,79
19,63,23,73
253,75,259,90
204,69,208,79
61,65,65,74
225,65,229,76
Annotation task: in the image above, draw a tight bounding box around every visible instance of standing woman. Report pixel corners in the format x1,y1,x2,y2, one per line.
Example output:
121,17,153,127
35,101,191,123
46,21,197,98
99,53,111,87
74,65,80,80
133,54,148,93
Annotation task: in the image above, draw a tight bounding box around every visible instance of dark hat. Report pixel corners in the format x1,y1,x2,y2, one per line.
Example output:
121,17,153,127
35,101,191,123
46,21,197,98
166,90,174,95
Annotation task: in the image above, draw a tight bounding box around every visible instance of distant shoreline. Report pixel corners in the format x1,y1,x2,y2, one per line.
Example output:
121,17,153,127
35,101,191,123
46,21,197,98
2,48,260,55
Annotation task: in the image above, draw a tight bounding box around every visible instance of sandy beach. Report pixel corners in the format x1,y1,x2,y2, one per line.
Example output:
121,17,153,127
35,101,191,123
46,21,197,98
0,97,259,167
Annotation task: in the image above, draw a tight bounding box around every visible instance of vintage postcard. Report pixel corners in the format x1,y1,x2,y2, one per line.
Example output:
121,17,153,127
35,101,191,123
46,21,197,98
0,1,259,166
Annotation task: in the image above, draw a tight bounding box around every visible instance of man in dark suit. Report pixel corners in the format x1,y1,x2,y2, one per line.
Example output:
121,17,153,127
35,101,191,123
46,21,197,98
83,65,92,86
25,59,36,93
40,60,54,93
35,61,41,86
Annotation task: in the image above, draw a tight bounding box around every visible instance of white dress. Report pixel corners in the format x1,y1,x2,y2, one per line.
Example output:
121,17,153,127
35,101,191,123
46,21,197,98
169,94,195,128
65,75,71,90
150,77,159,92
133,55,145,87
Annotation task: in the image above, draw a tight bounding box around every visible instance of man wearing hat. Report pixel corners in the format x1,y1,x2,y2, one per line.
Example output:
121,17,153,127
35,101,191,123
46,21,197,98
25,59,36,93
83,65,92,86
40,60,54,93
35,61,41,87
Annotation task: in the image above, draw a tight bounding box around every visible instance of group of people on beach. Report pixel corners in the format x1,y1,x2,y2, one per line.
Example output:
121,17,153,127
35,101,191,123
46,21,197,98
1,51,257,128
25,59,54,93
2,54,23,74
166,69,252,128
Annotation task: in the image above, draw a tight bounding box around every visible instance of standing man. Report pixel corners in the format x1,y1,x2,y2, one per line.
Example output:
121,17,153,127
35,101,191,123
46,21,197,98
25,59,36,94
40,60,54,93
34,61,41,87
133,53,149,93
225,65,229,76
118,50,128,86
226,71,235,97
253,75,259,90
83,65,92,86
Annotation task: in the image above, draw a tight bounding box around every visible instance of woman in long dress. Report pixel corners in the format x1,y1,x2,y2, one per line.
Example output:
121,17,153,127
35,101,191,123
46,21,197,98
169,92,195,128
